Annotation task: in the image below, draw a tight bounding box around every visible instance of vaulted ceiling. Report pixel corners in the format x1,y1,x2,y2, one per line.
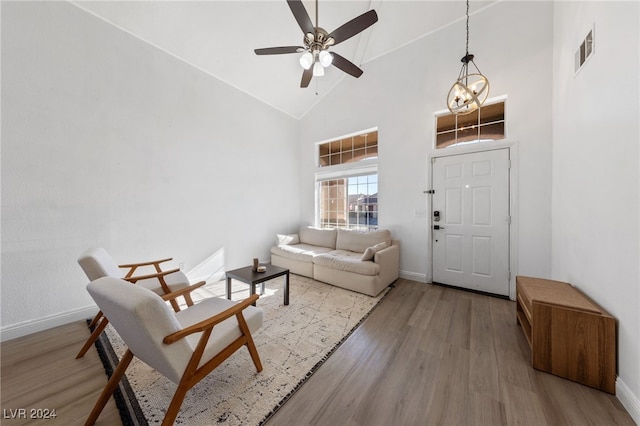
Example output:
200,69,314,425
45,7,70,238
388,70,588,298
75,1,495,119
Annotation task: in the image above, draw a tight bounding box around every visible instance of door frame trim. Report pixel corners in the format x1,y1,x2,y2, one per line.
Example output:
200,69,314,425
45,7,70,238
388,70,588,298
426,139,519,300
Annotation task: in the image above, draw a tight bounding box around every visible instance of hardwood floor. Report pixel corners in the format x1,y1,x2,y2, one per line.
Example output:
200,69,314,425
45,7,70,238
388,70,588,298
268,279,633,425
1,279,634,425
1,321,121,425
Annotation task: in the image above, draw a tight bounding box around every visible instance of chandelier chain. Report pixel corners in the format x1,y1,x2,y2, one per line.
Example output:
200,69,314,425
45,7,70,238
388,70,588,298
465,0,470,56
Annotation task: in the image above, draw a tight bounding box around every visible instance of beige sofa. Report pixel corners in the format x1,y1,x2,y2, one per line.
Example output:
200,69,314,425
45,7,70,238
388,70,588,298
270,227,400,297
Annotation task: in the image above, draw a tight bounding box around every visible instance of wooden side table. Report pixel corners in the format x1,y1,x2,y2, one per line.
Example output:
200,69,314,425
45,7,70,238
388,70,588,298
226,264,290,306
516,275,616,394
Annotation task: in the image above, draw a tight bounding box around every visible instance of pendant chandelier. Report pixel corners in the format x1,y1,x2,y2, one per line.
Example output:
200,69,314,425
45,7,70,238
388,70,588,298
446,0,489,115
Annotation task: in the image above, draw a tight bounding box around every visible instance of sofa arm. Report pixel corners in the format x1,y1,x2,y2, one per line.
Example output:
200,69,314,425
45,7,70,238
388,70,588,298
374,241,400,283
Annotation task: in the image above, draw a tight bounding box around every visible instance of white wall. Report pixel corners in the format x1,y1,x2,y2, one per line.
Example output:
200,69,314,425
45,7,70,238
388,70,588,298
299,1,554,284
551,1,640,420
1,1,300,338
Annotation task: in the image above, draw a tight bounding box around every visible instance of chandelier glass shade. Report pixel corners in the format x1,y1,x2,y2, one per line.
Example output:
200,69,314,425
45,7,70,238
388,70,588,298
447,0,489,115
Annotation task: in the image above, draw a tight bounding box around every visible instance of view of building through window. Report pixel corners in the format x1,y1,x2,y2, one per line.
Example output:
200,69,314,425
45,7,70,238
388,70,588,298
319,174,378,231
317,130,378,231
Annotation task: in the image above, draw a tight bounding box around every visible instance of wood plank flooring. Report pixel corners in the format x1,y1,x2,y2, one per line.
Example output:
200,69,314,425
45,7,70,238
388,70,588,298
268,280,634,426
1,321,121,425
1,279,634,425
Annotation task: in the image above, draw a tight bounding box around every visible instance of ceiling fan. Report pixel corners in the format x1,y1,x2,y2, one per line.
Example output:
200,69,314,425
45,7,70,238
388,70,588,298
254,0,378,88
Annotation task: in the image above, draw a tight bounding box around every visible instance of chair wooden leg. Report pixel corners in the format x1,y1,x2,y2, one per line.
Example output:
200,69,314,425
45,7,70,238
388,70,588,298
87,311,103,328
76,317,109,359
161,381,191,426
236,313,262,372
85,350,134,426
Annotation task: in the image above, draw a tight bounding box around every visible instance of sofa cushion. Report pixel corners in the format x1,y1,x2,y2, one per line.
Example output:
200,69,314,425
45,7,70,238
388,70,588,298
313,250,381,276
336,229,392,253
299,227,337,249
270,243,334,263
361,241,388,261
276,233,300,245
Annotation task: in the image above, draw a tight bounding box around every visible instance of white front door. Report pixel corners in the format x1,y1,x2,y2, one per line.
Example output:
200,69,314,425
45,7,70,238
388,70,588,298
431,149,510,296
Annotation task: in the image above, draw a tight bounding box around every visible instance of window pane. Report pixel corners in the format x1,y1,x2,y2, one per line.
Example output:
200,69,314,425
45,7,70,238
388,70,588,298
436,130,457,149
330,153,341,165
365,145,378,159
457,125,480,143
479,102,504,125
480,122,505,140
457,109,480,129
319,173,378,231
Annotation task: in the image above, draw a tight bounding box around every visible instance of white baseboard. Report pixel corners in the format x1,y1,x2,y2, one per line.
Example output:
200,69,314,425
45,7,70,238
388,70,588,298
0,305,98,343
617,377,640,425
398,270,428,283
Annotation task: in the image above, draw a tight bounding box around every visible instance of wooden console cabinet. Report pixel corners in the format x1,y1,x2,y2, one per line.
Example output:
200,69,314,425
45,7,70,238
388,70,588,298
516,276,616,394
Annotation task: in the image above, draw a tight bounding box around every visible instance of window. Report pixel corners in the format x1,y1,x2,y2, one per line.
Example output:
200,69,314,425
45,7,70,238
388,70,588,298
316,130,378,231
435,99,506,149
319,132,377,167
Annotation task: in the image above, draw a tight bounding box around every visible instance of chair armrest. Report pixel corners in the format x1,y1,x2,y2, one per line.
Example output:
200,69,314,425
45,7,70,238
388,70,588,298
120,257,174,279
123,268,181,283
163,294,260,344
119,257,173,268
159,280,207,302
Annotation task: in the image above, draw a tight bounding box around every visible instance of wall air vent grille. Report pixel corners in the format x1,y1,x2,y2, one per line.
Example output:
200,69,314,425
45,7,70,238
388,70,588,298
575,26,595,74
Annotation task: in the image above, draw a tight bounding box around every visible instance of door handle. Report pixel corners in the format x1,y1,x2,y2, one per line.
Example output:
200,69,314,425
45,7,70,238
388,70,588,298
433,225,445,230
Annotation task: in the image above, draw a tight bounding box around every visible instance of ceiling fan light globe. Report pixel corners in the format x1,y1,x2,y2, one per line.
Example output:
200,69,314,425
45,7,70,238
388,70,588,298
299,51,314,69
313,61,325,77
319,50,333,67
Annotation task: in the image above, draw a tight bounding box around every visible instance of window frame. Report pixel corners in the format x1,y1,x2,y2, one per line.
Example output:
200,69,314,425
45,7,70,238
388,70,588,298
314,128,379,231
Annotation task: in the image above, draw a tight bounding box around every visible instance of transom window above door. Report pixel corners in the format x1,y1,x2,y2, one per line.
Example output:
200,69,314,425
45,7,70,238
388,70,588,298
435,99,506,149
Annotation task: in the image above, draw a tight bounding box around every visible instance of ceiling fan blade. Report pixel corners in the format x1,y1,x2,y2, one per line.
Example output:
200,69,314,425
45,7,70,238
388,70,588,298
301,67,313,88
287,0,314,35
254,46,304,55
331,53,364,78
328,9,378,45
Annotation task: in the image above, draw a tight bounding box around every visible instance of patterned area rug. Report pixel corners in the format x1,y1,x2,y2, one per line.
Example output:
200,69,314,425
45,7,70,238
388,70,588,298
93,274,391,425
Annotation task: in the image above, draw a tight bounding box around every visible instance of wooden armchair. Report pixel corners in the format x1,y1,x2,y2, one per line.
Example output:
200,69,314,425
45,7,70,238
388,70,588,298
75,247,206,359
84,277,263,426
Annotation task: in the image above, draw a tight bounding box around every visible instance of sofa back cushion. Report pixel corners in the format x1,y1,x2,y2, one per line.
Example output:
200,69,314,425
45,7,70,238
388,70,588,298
299,227,337,249
336,229,392,253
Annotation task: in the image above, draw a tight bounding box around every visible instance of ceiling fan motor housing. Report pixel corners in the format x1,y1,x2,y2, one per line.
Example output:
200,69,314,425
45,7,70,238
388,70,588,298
304,28,335,53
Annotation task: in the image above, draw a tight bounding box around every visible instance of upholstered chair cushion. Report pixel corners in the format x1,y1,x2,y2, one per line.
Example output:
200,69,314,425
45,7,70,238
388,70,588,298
78,247,191,295
78,247,122,280
87,277,263,384
87,277,191,383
